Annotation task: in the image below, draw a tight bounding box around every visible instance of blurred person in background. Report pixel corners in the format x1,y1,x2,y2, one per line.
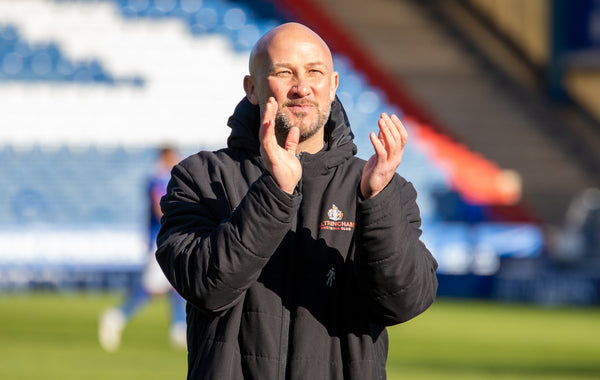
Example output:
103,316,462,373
98,146,186,351
156,23,437,379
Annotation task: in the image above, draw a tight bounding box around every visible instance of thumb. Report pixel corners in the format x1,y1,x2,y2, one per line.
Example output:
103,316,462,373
285,126,300,154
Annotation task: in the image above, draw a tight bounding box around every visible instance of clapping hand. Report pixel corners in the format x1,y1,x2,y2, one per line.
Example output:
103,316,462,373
360,113,408,199
259,97,302,194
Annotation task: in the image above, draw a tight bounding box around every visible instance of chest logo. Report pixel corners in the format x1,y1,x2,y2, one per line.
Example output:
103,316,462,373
328,204,343,221
320,204,355,232
326,267,336,287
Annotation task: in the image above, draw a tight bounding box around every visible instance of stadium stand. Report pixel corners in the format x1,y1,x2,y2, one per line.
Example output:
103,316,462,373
0,0,547,300
301,0,600,304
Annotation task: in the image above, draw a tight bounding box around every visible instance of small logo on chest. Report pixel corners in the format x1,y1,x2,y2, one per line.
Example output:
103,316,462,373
319,204,355,232
326,267,336,287
328,204,343,221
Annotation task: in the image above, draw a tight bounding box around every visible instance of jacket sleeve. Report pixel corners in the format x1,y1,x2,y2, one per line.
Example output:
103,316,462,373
156,160,301,314
355,174,438,325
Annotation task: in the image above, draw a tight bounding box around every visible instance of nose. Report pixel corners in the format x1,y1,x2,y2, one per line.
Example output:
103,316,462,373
292,75,310,97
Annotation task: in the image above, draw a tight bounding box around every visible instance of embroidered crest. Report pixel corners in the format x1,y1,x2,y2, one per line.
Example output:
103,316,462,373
327,204,343,221
319,204,355,232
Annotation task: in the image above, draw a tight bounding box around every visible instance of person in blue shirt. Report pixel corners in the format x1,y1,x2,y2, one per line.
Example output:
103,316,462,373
98,146,187,351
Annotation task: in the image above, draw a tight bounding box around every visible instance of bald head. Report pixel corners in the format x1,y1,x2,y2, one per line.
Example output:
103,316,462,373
248,23,334,78
243,22,339,152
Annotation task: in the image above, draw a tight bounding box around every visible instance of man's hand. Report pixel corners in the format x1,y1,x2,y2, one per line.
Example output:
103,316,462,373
360,113,408,199
260,97,302,194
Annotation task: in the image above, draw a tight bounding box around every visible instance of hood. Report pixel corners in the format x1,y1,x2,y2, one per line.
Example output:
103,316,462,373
226,96,357,161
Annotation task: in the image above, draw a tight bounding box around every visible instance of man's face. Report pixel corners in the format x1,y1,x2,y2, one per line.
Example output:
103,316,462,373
247,29,339,143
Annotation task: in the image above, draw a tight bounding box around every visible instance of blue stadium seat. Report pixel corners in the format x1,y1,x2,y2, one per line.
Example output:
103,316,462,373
0,145,157,226
0,23,139,84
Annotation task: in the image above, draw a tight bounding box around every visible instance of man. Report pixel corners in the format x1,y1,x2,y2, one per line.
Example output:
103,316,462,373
156,22,438,379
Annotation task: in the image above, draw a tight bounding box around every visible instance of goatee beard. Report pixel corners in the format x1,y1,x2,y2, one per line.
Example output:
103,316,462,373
274,102,331,143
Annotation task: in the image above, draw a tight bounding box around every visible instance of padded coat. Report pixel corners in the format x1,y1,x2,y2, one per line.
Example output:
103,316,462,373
156,97,438,380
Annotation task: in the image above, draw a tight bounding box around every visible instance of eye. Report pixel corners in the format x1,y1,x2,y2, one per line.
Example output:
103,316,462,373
274,70,292,77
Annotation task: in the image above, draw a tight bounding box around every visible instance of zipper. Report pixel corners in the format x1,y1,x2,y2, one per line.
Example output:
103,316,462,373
278,157,305,379
278,305,290,379
278,212,297,380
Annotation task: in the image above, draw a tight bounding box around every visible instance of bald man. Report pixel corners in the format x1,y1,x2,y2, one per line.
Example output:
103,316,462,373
156,23,438,379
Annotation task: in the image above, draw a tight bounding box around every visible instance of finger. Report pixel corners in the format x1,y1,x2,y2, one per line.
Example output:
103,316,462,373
369,131,387,161
378,114,395,153
264,98,277,128
387,115,407,167
384,113,402,144
379,114,407,161
285,126,300,154
380,113,402,150
260,98,277,147
377,126,385,149
390,114,408,147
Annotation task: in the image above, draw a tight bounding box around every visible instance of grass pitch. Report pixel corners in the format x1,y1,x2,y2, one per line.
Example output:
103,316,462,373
387,300,600,379
1,293,599,379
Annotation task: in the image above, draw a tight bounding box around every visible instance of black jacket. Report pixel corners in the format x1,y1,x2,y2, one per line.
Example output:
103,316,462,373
156,97,438,380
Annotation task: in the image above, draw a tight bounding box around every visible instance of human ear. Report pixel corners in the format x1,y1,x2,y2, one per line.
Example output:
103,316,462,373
329,71,339,102
243,75,259,105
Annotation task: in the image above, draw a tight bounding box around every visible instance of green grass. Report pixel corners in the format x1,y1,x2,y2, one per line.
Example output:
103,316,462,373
1,293,599,379
387,300,600,379
0,293,186,380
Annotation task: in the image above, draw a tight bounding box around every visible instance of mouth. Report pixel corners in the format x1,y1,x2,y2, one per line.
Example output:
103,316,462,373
285,103,315,114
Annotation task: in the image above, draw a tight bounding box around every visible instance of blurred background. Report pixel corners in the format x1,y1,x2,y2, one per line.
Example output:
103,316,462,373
1,0,599,378
2,0,599,304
